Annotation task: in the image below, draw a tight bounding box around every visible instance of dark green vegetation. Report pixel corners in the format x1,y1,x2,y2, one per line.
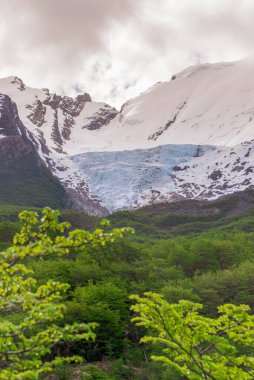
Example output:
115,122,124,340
1,189,254,379
0,149,67,208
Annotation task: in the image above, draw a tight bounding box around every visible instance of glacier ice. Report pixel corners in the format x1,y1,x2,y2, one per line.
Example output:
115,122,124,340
71,144,204,212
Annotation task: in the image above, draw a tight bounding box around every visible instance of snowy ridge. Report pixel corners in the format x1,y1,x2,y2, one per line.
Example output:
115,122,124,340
97,57,254,151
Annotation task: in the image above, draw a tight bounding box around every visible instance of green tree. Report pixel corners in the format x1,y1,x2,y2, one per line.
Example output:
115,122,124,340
131,292,254,380
67,280,128,359
0,208,133,379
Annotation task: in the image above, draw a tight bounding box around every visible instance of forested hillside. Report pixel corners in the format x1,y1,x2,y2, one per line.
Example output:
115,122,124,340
1,190,254,378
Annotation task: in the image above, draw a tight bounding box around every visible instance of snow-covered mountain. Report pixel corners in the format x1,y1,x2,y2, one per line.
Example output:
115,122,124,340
1,57,254,214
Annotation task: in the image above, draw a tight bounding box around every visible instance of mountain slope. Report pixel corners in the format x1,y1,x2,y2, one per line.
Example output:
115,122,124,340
0,77,112,214
0,94,68,208
97,57,254,151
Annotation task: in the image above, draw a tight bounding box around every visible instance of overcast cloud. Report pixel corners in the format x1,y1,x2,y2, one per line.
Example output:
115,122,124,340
0,0,253,107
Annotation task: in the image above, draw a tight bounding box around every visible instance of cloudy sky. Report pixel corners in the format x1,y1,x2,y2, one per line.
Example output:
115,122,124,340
0,0,253,108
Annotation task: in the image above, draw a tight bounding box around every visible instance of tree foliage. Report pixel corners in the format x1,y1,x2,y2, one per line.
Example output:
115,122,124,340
131,292,254,380
0,207,133,379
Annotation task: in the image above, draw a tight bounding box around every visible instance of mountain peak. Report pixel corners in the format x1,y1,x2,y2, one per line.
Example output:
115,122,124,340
172,60,237,81
4,76,26,91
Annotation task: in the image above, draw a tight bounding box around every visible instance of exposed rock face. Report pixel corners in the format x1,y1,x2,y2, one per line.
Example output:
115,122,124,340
66,186,108,216
10,77,25,91
0,94,38,163
43,92,91,117
26,100,46,127
208,170,223,181
148,100,187,141
26,91,93,150
0,94,26,139
0,135,33,163
82,104,118,130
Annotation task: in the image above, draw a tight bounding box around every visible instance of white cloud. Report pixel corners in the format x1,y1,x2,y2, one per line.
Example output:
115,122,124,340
0,0,253,108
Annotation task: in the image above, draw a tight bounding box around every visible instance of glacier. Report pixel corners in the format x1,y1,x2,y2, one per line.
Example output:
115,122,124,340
71,144,211,212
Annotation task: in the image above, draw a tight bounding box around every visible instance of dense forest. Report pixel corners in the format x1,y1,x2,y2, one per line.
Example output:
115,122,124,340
1,190,254,379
